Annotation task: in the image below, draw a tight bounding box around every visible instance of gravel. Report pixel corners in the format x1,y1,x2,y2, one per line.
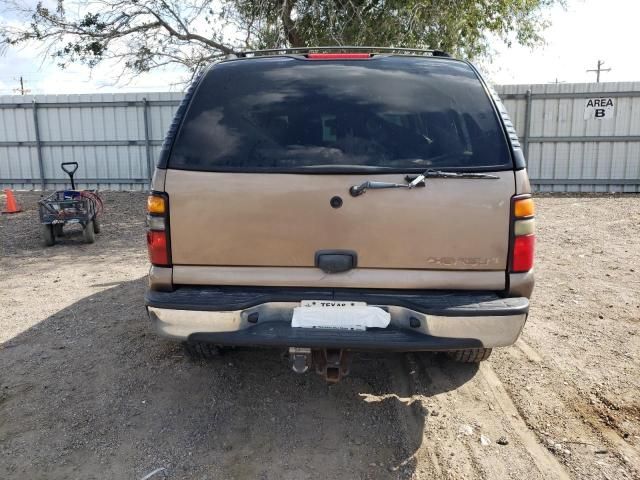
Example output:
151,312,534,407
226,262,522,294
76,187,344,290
0,191,639,479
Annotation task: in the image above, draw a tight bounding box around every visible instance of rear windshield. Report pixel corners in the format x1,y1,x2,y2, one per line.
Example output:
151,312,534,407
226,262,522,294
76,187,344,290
168,56,512,172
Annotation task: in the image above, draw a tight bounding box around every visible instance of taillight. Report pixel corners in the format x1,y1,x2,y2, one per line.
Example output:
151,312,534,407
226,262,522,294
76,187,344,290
510,196,535,273
147,195,166,214
512,235,535,272
146,193,171,267
147,231,169,266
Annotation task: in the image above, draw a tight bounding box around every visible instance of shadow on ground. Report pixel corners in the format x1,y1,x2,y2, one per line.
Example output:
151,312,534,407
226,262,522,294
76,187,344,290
0,278,478,480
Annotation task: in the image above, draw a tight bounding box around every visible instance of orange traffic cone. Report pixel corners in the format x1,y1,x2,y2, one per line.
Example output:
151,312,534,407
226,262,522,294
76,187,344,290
2,189,22,214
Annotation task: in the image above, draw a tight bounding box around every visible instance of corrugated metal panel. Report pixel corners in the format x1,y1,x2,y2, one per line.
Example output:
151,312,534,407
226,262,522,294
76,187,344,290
0,92,181,191
495,81,640,192
0,96,39,187
1,84,639,192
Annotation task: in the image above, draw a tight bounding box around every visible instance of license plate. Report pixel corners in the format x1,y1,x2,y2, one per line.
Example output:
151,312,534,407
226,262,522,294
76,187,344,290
292,300,390,331
300,300,366,308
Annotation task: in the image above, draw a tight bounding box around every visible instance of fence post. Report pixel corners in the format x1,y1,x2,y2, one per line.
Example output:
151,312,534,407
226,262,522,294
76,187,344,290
32,100,45,190
522,89,532,159
142,98,153,186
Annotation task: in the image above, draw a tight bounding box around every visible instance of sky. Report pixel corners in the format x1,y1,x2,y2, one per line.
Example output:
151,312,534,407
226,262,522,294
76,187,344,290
0,0,638,95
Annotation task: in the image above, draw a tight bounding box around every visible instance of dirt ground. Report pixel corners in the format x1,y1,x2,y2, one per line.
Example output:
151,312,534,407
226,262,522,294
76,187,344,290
0,191,638,480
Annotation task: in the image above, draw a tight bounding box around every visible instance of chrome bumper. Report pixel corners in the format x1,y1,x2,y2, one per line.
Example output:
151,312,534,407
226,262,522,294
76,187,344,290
147,302,527,349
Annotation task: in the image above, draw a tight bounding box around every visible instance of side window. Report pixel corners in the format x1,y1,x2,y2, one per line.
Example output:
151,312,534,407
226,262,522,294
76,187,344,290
487,84,521,150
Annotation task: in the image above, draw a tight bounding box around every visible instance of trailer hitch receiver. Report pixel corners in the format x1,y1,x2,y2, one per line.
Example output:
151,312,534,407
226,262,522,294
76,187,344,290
288,347,352,383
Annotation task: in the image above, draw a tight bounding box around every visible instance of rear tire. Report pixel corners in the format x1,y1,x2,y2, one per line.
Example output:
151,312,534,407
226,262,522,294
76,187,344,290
447,348,492,363
183,342,221,360
83,220,96,244
93,217,101,234
41,224,55,246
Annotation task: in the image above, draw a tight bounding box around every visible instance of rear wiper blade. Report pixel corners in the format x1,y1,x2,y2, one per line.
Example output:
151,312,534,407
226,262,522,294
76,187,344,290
349,170,499,197
406,169,499,187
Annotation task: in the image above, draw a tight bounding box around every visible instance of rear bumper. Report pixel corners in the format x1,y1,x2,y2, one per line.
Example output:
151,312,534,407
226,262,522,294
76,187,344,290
145,287,529,351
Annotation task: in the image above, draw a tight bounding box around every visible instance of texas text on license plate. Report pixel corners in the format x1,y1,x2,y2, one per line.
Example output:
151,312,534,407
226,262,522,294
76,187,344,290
300,300,366,308
291,300,391,331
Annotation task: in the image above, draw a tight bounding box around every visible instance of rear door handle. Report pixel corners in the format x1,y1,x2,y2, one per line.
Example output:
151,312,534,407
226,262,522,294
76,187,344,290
315,250,358,273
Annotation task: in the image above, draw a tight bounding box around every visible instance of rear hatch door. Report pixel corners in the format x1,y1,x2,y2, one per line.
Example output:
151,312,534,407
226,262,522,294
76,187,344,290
164,56,515,283
166,170,513,271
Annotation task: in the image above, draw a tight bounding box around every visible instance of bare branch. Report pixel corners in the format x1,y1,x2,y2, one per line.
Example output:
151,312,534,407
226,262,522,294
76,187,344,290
0,0,562,82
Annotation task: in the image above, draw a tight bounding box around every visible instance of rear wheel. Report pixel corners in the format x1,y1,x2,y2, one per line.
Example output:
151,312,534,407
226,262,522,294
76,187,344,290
447,348,492,363
41,224,55,246
183,341,221,360
93,217,101,234
83,220,96,244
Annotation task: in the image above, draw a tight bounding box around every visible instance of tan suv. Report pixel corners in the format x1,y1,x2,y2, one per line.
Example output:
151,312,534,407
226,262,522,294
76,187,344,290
144,48,535,382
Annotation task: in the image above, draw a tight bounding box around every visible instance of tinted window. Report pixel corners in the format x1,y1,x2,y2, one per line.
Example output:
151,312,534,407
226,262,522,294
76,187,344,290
168,57,511,172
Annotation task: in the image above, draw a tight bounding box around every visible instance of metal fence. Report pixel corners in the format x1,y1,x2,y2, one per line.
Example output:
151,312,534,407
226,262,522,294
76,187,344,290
0,93,182,191
1,82,639,192
496,82,640,192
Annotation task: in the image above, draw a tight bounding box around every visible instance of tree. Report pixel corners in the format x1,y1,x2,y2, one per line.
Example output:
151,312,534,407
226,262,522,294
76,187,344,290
1,0,561,80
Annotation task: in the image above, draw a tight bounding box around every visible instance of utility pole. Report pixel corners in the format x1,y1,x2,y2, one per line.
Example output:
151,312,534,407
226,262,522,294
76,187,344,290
13,76,31,95
586,60,611,83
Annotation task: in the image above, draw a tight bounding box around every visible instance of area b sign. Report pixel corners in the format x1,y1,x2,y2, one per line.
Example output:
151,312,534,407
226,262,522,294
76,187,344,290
584,98,615,120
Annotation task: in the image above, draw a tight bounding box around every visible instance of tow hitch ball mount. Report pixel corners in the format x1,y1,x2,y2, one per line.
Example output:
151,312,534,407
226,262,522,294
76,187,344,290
288,347,352,383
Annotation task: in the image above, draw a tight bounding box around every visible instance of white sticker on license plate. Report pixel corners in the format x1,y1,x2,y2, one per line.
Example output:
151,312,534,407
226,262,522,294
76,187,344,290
292,301,390,330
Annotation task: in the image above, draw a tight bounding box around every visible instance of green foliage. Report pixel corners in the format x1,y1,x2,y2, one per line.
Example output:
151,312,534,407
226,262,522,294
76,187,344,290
235,0,561,57
0,0,562,77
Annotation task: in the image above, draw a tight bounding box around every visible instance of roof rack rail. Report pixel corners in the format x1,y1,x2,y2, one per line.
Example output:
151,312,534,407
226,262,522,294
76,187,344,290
235,46,451,58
